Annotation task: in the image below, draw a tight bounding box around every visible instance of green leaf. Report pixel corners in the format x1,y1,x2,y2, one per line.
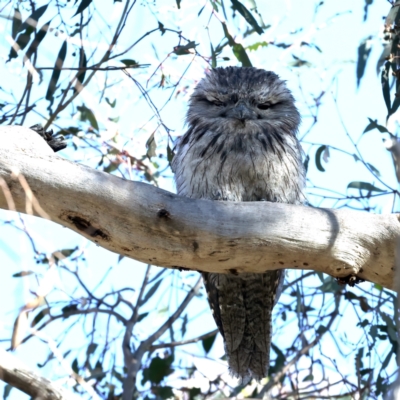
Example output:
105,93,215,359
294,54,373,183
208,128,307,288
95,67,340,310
112,368,124,383
365,163,380,177
316,272,325,283
288,54,312,68
303,154,310,173
189,388,201,400
220,0,228,19
381,62,391,114
158,21,166,35
154,386,174,399
221,22,252,66
25,20,51,60
318,276,341,293
77,104,99,131
344,292,358,300
104,162,119,173
146,132,157,159
46,40,67,102
75,47,87,91
315,145,327,172
12,8,22,39
380,312,397,342
90,361,105,380
347,181,385,193
142,355,174,384
57,126,80,136
173,41,197,55
140,279,162,306
86,343,98,355
359,297,370,312
316,325,328,335
270,342,286,373
275,42,291,49
181,314,188,337
381,350,393,370
300,41,322,52
3,385,12,399
355,347,364,372
356,36,372,87
73,0,93,17
232,44,252,67
363,118,388,134
202,333,217,353
31,309,49,327
60,248,77,258
12,271,34,278
105,97,116,108
138,312,149,322
18,5,48,34
8,26,34,60
210,0,218,12
360,368,373,376
363,0,373,21
231,0,263,35
357,319,369,328
167,143,174,163
198,5,205,16
302,374,314,381
376,374,385,396
120,59,140,68
247,41,268,51
72,358,79,374
391,93,400,117
62,304,78,314
210,43,217,68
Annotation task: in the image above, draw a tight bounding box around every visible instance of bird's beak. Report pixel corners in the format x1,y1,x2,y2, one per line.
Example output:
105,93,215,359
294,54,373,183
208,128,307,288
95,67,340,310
226,102,257,121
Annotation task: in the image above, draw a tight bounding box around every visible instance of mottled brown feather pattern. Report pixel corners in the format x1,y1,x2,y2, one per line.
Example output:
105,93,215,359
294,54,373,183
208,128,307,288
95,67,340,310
172,67,305,381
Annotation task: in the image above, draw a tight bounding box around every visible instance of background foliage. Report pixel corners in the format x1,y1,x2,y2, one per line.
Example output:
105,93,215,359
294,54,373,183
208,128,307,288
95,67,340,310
0,0,399,399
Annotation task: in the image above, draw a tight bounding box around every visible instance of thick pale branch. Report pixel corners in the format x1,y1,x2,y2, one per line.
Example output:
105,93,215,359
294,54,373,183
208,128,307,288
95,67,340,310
0,348,80,400
0,126,399,289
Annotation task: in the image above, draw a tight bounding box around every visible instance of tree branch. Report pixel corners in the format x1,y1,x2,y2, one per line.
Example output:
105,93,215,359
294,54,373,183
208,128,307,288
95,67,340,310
121,276,202,400
149,328,219,351
0,126,399,289
0,348,80,400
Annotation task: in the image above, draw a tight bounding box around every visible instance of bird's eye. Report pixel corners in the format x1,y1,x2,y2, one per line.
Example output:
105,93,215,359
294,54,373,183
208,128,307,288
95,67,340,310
257,103,271,110
213,101,225,107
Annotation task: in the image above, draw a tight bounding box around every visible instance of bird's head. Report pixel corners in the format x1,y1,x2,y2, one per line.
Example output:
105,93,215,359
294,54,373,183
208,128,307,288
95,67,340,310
187,67,300,134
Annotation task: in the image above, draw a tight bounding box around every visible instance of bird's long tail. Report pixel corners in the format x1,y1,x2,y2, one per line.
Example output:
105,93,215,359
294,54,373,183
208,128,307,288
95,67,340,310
203,270,283,381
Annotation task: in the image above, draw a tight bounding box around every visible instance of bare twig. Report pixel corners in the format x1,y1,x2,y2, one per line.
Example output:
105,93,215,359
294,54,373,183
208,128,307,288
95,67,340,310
259,294,342,397
121,276,202,400
35,65,150,71
149,328,219,351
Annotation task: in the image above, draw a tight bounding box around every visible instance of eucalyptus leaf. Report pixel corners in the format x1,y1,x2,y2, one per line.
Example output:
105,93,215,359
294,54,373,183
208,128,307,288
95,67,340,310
347,181,385,193
356,36,373,87
73,0,93,17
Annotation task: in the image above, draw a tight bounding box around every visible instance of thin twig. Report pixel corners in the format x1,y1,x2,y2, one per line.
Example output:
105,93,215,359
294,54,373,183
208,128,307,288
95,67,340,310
149,328,218,351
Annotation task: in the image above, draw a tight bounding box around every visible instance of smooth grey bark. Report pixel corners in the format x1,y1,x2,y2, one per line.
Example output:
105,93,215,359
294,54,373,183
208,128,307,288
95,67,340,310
0,126,399,289
0,348,80,400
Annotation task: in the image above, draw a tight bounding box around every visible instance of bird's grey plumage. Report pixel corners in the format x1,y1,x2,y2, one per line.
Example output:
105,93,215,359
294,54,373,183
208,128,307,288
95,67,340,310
172,67,305,381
